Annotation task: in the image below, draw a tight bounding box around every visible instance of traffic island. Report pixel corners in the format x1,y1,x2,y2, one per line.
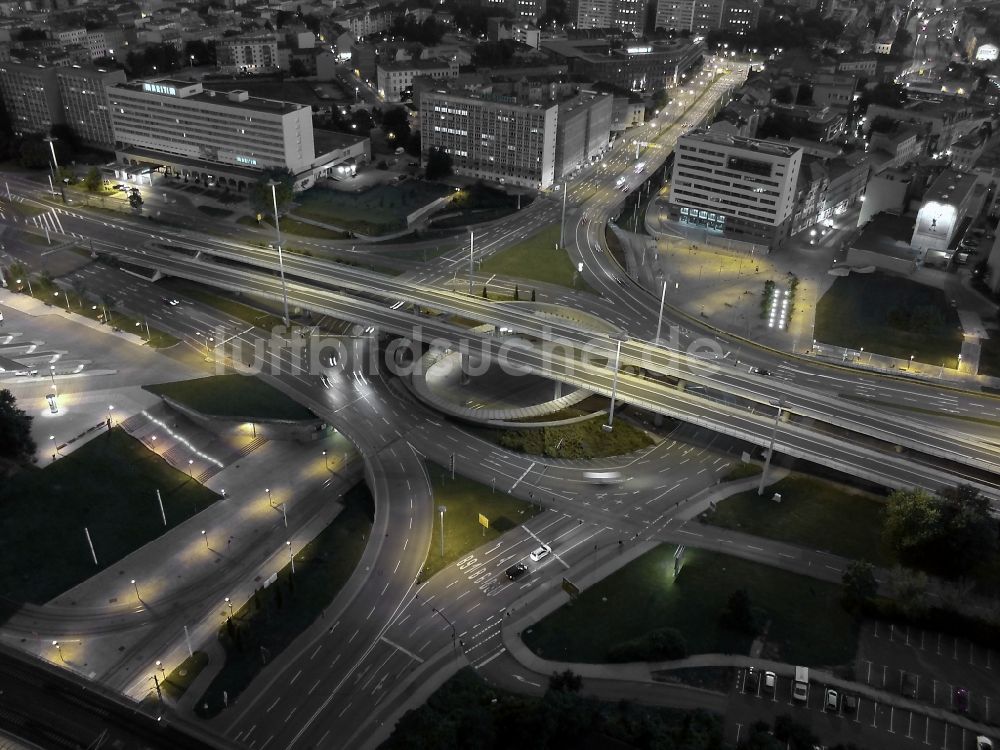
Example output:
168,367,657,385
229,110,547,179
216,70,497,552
418,461,544,582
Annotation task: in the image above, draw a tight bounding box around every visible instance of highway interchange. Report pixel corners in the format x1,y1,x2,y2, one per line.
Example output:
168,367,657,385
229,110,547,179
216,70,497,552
1,53,999,749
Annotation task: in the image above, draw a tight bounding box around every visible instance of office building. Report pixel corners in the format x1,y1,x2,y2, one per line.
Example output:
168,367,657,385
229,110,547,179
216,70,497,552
555,90,613,178
542,37,704,92
910,168,983,257
109,79,366,190
420,87,559,189
667,129,803,245
0,61,63,135
56,65,127,148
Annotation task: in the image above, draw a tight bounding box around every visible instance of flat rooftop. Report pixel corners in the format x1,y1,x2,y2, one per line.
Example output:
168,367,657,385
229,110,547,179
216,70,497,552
113,80,306,116
852,212,919,261
923,168,980,206
680,128,801,158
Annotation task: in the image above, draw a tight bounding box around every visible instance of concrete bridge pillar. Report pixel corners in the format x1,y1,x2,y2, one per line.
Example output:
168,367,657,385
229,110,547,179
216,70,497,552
553,380,562,399
460,352,470,385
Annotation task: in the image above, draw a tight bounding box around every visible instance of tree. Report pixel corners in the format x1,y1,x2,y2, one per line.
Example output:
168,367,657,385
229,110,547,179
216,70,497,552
720,589,760,634
249,167,294,217
0,389,36,465
937,484,998,576
382,106,411,145
883,488,940,565
83,166,103,193
548,669,582,693
888,565,929,617
773,714,820,749
841,560,877,611
425,148,453,180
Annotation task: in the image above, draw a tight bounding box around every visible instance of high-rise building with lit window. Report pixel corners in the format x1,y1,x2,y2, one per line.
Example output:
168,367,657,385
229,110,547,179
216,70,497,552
654,0,759,34
570,0,644,35
420,88,559,189
667,129,802,245
56,66,127,148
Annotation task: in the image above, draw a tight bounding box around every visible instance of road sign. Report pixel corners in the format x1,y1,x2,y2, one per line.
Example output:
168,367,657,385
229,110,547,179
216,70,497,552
478,513,489,529
561,578,580,599
674,545,686,577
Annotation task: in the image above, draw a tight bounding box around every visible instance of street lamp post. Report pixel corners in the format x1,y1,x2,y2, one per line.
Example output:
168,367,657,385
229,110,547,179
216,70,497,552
44,136,65,203
132,578,141,600
323,450,329,470
559,183,567,250
281,502,287,528
603,334,628,432
268,180,291,327
757,399,784,496
225,597,234,617
53,640,64,662
266,487,273,507
438,505,447,557
16,277,33,297
286,540,295,573
201,529,208,549
468,230,474,295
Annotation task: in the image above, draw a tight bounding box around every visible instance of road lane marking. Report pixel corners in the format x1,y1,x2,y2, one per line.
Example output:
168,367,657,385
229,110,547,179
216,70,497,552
380,635,425,663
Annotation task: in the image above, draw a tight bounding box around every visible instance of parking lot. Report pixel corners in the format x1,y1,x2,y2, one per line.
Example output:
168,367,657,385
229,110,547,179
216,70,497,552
727,668,996,750
857,620,999,724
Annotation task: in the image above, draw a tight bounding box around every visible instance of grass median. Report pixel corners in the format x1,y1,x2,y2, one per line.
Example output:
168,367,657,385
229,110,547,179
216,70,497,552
156,278,286,329
419,462,543,582
238,214,350,240
703,474,889,565
479,224,595,291
522,545,859,668
146,374,315,421
0,428,220,605
194,481,374,718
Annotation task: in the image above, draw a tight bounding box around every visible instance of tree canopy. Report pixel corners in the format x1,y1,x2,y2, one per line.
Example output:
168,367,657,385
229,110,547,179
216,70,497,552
883,485,998,577
426,148,453,181
0,390,36,467
249,167,295,217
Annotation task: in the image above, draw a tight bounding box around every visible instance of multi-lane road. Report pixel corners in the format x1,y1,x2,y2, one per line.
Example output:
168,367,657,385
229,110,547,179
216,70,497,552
2,49,1000,750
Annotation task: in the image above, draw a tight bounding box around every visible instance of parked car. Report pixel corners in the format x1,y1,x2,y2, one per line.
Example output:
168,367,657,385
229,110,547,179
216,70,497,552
825,688,839,711
763,671,776,694
505,563,528,581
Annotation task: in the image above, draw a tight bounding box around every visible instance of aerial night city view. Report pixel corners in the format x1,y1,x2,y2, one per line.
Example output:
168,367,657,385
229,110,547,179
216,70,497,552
1,0,1000,748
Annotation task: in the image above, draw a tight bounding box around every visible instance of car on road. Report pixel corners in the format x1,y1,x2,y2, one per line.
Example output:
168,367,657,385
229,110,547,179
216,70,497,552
763,671,776,694
842,693,858,714
505,563,529,581
825,688,839,711
161,297,180,306
529,545,552,562
748,366,771,376
954,687,969,713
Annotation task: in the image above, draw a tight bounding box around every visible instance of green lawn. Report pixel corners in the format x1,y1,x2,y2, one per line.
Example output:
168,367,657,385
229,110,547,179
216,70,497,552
146,375,315,421
238,214,350,240
978,335,1000,378
479,224,593,290
291,182,450,236
421,462,543,582
195,482,374,718
382,666,724,750
485,415,654,460
0,428,219,604
703,474,890,565
522,546,859,668
815,272,963,366
155,278,286,330
428,183,530,229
